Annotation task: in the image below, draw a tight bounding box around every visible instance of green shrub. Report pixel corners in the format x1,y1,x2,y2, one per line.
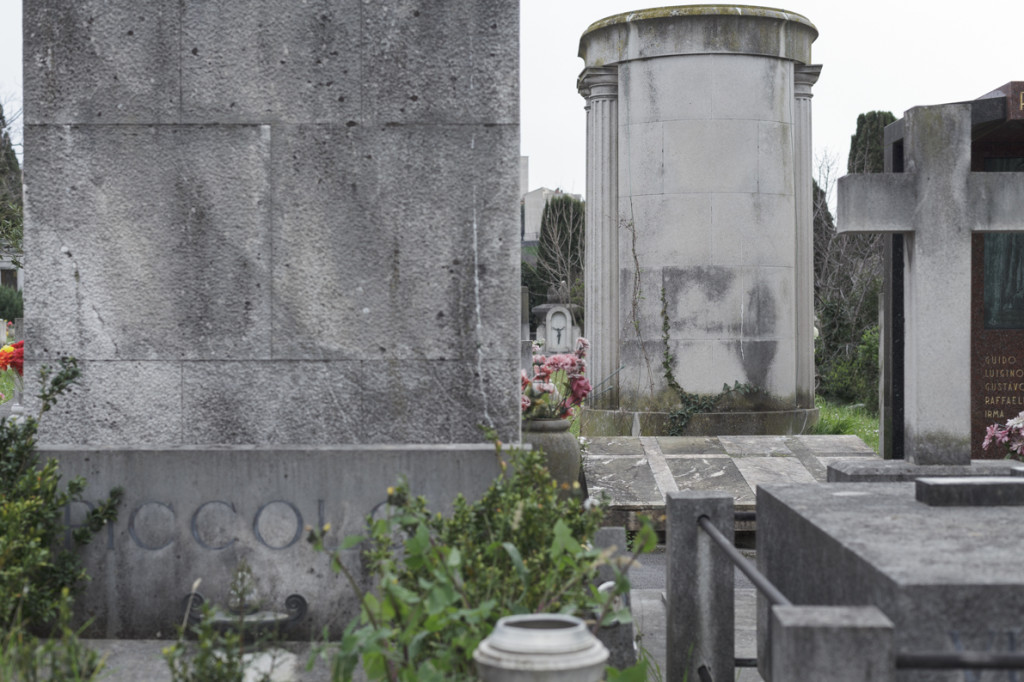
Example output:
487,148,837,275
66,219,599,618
0,358,123,681
309,438,655,682
0,285,22,323
0,358,122,632
0,588,105,682
818,324,879,413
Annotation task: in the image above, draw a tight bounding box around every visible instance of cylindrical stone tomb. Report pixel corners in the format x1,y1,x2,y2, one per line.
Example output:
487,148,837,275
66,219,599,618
578,6,820,434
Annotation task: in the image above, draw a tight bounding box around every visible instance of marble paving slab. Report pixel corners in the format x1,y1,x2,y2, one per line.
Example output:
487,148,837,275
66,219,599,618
655,436,728,455
584,436,646,456
584,455,662,506
790,434,877,455
719,435,794,457
582,435,879,524
666,457,756,508
731,456,819,490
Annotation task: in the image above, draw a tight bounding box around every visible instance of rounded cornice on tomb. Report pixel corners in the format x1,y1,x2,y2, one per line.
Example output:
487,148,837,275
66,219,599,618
578,5,817,68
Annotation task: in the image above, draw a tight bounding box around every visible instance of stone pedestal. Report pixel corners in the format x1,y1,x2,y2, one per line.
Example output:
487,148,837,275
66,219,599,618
759,481,1024,681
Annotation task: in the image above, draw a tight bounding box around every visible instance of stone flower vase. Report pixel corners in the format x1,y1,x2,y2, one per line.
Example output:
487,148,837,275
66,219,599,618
522,418,581,491
474,613,609,682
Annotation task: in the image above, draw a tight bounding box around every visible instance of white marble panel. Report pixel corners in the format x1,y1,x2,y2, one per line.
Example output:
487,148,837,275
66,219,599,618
620,121,664,197
674,340,738,394
758,121,794,196
711,55,791,123
712,193,795,268
662,266,743,341
740,266,794,340
629,193,713,267
663,119,758,194
620,55,713,125
664,340,715,383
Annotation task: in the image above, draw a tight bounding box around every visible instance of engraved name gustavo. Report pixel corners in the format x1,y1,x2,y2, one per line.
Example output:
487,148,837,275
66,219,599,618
981,355,1024,418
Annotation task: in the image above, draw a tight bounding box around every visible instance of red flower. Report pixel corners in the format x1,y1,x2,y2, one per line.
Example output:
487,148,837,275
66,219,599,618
568,376,592,406
0,341,23,377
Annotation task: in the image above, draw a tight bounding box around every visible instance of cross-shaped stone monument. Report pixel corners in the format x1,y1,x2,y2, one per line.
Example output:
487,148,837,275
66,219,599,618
838,83,1024,465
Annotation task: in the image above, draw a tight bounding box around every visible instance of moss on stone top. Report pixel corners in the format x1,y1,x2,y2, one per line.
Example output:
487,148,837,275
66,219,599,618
582,4,817,38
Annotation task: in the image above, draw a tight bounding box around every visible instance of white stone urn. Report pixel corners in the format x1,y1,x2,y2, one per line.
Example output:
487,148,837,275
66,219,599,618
474,614,609,682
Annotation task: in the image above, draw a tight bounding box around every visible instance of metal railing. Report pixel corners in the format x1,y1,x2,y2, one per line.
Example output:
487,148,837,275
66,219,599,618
697,514,790,608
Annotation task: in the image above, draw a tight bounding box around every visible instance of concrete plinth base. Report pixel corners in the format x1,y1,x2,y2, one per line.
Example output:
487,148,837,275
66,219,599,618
580,409,819,438
826,458,1024,482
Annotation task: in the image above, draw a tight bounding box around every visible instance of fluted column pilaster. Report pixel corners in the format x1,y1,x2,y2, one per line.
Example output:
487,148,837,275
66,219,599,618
794,64,822,409
579,67,619,408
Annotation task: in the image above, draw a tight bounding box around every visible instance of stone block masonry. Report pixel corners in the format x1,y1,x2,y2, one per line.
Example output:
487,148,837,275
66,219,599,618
758,482,1024,681
23,0,521,446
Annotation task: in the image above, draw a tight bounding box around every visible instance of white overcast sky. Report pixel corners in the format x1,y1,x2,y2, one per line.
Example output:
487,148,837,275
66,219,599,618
2,1,1023,203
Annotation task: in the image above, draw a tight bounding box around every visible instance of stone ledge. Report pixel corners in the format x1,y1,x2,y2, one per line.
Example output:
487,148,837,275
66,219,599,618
826,458,1021,482
915,476,1024,506
581,409,820,438
81,640,337,682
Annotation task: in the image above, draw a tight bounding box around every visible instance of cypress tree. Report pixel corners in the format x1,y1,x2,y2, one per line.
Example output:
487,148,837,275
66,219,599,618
0,102,22,258
847,111,896,174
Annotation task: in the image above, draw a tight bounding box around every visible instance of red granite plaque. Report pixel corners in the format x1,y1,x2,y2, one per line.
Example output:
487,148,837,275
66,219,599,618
971,233,1024,458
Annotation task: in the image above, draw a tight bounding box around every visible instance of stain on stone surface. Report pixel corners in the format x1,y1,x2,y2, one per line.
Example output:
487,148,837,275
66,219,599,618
663,266,735,303
726,339,777,392
743,281,776,337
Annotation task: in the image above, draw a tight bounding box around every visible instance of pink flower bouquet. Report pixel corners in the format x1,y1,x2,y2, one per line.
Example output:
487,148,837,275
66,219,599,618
521,338,592,420
982,411,1024,459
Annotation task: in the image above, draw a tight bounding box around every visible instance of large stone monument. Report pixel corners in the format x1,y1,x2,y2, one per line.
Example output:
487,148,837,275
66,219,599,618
577,6,820,436
23,0,519,637
839,82,1024,467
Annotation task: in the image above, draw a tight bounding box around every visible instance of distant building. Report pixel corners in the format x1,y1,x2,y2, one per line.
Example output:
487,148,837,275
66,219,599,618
522,187,582,244
519,156,582,245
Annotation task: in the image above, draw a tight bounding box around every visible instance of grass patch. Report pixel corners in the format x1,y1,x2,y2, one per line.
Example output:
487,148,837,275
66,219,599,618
810,396,879,453
0,370,14,405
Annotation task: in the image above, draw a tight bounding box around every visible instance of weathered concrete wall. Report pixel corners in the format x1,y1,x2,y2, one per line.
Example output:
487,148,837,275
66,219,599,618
23,0,520,446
